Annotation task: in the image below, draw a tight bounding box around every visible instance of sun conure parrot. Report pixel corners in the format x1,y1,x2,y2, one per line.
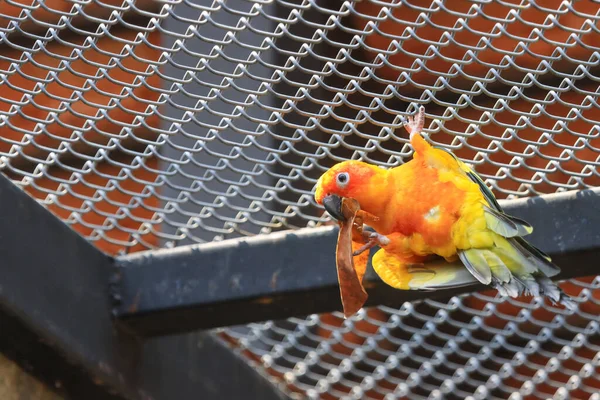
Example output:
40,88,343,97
314,106,575,310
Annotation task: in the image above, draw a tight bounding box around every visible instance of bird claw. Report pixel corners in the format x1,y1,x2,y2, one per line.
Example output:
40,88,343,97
353,231,390,256
403,106,425,138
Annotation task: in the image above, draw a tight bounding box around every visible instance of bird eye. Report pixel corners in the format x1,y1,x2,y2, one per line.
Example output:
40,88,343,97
336,172,350,189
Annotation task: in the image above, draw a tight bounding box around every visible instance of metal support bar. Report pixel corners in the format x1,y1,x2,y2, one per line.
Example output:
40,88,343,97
115,188,600,337
0,173,285,400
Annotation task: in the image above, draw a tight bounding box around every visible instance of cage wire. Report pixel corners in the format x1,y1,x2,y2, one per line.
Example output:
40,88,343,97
1,0,600,398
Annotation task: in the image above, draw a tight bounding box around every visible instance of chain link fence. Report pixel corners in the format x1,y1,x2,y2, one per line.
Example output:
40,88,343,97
2,0,600,398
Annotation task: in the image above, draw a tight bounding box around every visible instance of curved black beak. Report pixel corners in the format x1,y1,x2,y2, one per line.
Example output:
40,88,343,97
322,194,346,221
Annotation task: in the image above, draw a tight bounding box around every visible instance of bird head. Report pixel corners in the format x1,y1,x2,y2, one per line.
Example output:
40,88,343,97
314,160,383,221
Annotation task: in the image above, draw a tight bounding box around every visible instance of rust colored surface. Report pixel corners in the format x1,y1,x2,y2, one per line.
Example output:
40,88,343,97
0,29,161,165
352,0,600,87
0,0,159,34
0,14,163,256
432,89,600,198
22,154,161,255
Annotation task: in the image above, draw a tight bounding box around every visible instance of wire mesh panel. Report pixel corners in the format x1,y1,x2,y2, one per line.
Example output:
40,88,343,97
1,0,600,399
221,279,600,399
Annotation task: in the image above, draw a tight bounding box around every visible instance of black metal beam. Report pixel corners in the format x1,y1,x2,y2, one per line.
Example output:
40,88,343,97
0,172,285,400
114,188,600,337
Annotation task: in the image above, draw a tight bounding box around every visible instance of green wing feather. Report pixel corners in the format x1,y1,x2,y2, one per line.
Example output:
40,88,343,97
458,249,492,285
429,146,569,306
483,205,533,238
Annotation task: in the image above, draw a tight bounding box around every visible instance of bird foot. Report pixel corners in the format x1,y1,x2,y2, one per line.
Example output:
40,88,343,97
403,106,425,139
353,231,390,256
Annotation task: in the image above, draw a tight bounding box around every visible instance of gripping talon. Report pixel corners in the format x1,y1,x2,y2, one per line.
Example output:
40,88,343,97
353,232,390,256
403,106,425,139
373,232,391,246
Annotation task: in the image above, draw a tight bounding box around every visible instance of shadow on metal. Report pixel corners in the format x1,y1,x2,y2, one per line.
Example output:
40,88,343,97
0,172,285,400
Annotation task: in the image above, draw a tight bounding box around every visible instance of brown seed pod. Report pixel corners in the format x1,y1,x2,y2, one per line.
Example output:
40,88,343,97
335,197,369,318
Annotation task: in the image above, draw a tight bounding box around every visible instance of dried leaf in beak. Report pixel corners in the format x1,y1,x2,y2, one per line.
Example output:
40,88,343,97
351,211,369,284
335,197,368,318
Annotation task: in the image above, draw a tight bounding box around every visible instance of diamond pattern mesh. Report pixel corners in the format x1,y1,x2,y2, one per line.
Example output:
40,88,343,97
2,0,599,399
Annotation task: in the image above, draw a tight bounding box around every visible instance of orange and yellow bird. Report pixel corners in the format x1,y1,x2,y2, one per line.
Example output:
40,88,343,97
314,106,574,309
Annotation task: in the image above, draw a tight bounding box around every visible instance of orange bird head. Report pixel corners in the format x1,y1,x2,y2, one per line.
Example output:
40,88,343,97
314,160,387,220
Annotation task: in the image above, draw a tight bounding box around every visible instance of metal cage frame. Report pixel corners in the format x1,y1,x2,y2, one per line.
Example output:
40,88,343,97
1,0,600,399
1,151,598,399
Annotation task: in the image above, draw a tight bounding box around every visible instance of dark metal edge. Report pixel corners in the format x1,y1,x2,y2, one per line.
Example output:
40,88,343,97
0,172,286,400
115,188,600,336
